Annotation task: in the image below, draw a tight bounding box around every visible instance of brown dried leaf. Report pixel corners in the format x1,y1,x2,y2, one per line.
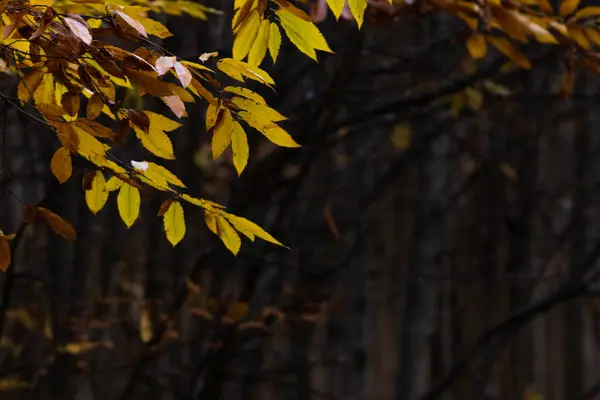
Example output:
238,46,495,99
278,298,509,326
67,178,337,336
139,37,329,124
86,93,103,120
64,16,92,45
37,207,77,241
61,92,80,117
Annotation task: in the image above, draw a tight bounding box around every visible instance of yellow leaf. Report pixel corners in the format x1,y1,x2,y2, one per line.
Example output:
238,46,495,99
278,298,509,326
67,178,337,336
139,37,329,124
216,216,241,255
230,97,287,122
326,0,346,19
568,26,591,49
139,18,173,38
466,34,487,59
180,60,214,73
575,6,600,19
180,193,218,209
85,171,108,214
106,176,124,191
224,86,266,104
206,102,220,131
218,58,275,85
269,22,282,63
248,19,271,66
133,125,175,159
212,108,232,159
585,27,600,46
34,73,61,117
233,10,261,61
61,341,111,354
559,0,580,17
231,121,249,175
50,147,72,184
487,37,531,69
163,200,186,246
348,0,368,28
277,10,333,61
238,111,300,147
117,183,140,228
205,211,218,234
0,238,10,272
391,123,411,150
131,161,186,191
226,214,284,246
146,111,182,132
18,70,44,104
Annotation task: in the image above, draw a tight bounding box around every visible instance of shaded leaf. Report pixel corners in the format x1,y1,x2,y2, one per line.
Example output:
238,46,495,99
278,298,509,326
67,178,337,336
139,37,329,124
50,147,72,183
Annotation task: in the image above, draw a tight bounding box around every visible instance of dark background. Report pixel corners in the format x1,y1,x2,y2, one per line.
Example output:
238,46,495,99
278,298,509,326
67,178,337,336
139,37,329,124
0,0,599,399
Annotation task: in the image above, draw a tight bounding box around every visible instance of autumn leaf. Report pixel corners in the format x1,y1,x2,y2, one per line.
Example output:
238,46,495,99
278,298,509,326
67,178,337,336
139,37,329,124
37,207,77,241
163,200,186,246
117,183,140,228
559,0,580,18
131,160,186,191
224,86,266,104
86,93,103,120
348,0,368,28
466,34,487,59
216,216,242,255
64,16,92,45
212,108,233,159
226,214,284,246
173,62,192,88
487,36,531,69
233,10,261,61
231,120,249,175
268,22,282,63
326,0,346,19
277,8,333,61
238,111,300,147
85,171,108,214
248,19,270,66
50,147,72,183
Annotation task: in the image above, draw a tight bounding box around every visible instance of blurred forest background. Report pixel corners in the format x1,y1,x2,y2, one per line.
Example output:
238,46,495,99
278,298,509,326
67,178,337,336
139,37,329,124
2,0,600,399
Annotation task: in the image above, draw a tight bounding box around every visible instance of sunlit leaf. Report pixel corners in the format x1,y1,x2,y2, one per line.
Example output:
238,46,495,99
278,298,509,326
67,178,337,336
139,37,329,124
231,120,249,175
85,171,108,214
163,200,186,245
117,183,140,228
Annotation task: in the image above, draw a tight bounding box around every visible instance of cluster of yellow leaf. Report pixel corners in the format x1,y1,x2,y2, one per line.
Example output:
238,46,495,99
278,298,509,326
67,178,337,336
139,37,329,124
450,0,600,73
233,0,333,63
49,0,220,24
0,0,299,263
